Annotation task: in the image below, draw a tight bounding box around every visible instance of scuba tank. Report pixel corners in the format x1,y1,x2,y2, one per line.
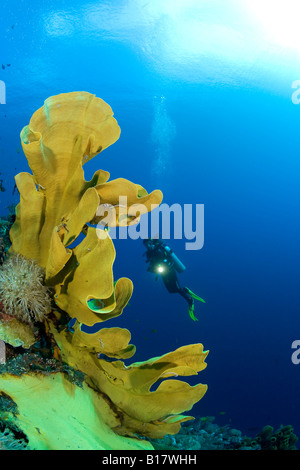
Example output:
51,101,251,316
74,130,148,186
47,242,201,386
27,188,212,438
163,245,186,273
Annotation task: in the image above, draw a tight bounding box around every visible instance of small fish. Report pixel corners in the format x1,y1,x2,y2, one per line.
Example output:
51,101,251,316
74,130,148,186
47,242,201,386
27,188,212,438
1,64,5,70
219,411,227,416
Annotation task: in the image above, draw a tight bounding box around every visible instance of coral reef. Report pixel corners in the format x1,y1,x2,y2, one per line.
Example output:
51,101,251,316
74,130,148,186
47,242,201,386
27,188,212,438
149,416,241,450
0,210,15,264
0,385,29,450
0,238,6,266
149,416,298,451
0,310,36,348
0,428,28,450
0,92,209,450
241,424,298,450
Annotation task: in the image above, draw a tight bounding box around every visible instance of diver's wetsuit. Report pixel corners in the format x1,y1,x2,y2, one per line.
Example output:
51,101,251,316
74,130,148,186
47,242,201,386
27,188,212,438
159,266,194,310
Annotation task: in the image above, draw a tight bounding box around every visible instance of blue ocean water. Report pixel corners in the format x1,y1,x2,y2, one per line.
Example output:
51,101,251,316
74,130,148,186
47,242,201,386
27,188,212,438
1,0,300,443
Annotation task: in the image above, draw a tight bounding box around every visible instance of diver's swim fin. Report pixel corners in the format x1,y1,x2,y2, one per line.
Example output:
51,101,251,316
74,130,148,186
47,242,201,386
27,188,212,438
188,304,198,321
185,287,206,303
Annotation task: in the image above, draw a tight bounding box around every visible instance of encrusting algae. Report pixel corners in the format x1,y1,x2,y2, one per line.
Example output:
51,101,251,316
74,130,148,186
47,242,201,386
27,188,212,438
0,92,209,450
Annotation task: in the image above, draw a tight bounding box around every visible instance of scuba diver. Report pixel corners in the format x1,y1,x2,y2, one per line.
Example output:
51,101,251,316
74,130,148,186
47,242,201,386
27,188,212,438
143,238,205,321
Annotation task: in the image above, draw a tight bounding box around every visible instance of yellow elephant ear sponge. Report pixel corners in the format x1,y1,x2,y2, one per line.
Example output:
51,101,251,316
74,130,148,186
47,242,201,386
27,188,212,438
11,91,121,268
9,91,163,327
